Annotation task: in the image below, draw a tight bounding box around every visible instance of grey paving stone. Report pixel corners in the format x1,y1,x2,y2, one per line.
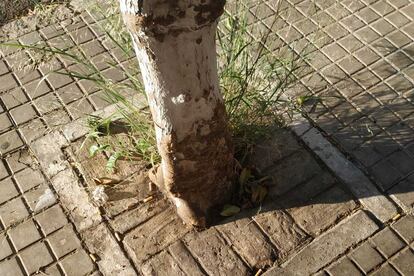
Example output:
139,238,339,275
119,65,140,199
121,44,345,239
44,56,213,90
249,128,302,172
387,150,414,176
0,234,13,261
0,257,25,276
0,197,29,227
350,242,384,273
327,257,363,276
142,251,186,276
31,131,69,178
169,241,205,276
34,93,63,115
0,130,24,154
321,43,348,62
9,219,42,250
0,74,18,93
60,249,95,276
0,88,28,110
24,184,57,212
19,118,48,144
277,171,336,208
264,211,379,275
44,264,64,276
46,70,74,90
369,159,402,191
266,150,323,198
216,217,276,268
20,241,54,274
80,40,106,57
289,186,357,236
184,228,250,276
338,56,364,75
392,215,414,244
0,113,12,133
371,263,399,276
123,208,190,265
40,24,65,39
14,69,42,85
82,223,136,275
254,210,307,257
0,161,10,180
43,109,71,128
372,228,406,258
354,47,381,66
35,205,68,235
67,98,95,119
47,225,81,258
19,31,42,45
301,128,397,222
9,103,38,125
390,247,414,276
0,177,19,204
69,27,95,44
14,167,45,192
338,34,365,53
24,79,52,99
51,168,102,231
5,149,33,173
56,83,84,104
391,176,414,211
48,35,75,51
357,7,381,23
0,60,9,75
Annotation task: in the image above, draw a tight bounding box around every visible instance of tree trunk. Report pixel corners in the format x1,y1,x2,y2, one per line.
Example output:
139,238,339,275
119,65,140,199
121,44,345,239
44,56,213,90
119,0,234,227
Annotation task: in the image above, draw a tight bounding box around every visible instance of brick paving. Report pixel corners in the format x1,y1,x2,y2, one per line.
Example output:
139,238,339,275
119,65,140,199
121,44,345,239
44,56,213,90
0,0,413,275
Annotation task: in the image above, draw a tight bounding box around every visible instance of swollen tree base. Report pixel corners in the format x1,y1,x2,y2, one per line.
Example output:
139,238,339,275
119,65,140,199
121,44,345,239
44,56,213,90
120,0,234,227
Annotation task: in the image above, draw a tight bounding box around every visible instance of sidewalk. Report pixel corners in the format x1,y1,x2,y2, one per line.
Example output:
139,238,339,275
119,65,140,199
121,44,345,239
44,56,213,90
0,0,413,275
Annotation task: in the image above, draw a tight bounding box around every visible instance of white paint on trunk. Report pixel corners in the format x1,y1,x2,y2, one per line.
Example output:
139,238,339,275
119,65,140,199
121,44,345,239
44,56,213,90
120,0,233,227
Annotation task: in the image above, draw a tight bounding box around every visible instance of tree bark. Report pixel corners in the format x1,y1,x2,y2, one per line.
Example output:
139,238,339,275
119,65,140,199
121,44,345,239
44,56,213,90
119,0,234,227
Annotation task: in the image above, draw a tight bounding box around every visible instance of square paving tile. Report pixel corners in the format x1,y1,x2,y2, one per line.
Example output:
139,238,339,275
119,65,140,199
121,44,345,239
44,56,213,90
56,83,84,104
67,98,95,119
0,197,29,227
0,234,13,261
20,241,54,275
0,88,28,110
372,228,406,257
10,103,38,125
19,118,48,144
392,215,414,244
0,130,24,155
43,109,72,128
390,248,414,275
0,74,18,93
0,161,8,180
0,177,19,204
357,7,381,24
9,219,42,250
0,257,25,276
388,177,414,209
24,79,52,99
47,225,81,258
60,249,94,276
34,93,63,115
14,167,45,192
350,242,384,273
35,205,68,235
0,113,12,133
24,184,57,212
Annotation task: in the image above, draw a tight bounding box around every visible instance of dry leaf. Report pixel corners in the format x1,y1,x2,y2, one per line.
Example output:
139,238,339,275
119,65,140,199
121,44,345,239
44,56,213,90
220,204,240,217
93,177,121,185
